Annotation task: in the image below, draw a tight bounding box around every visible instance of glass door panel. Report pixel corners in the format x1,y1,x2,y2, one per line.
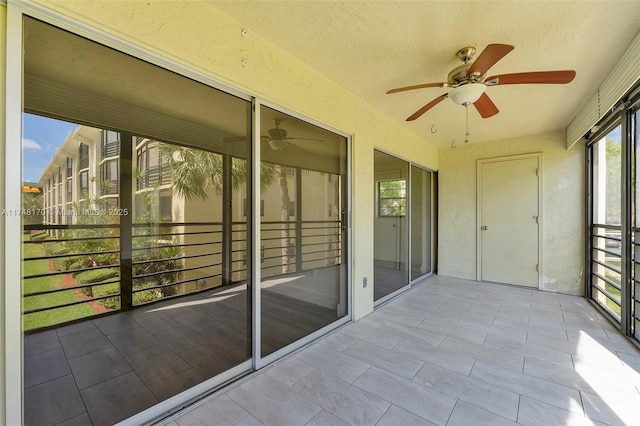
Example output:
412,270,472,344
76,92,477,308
410,165,432,281
590,125,623,320
374,150,409,301
260,105,348,357
21,16,252,425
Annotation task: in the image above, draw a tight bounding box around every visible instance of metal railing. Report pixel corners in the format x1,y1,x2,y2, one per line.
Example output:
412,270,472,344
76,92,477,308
102,141,120,158
137,165,171,190
590,224,623,321
22,219,343,331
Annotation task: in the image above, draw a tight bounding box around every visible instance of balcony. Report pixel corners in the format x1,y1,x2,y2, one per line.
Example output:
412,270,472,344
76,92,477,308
22,220,345,425
164,276,640,426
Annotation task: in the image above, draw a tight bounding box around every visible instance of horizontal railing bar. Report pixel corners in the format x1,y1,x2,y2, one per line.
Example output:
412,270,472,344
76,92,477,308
132,272,222,295
591,271,622,293
24,249,120,262
592,246,623,258
592,259,622,275
24,278,121,297
591,282,622,307
23,235,119,245
23,293,121,315
132,251,219,266
134,262,222,280
592,224,622,230
132,222,223,227
132,230,223,238
24,224,120,231
24,264,120,280
131,241,220,251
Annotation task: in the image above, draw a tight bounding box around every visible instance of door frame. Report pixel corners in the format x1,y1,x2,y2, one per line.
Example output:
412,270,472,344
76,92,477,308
476,153,543,288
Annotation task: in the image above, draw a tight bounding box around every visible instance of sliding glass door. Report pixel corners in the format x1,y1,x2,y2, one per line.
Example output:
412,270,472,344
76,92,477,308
259,105,348,357
586,92,639,343
374,150,434,303
19,16,349,426
411,165,433,281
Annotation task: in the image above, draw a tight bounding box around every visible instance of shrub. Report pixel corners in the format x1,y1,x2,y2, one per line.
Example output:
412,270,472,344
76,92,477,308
30,231,47,241
75,268,119,285
53,256,73,272
44,242,69,255
68,260,85,273
92,283,120,310
76,268,120,302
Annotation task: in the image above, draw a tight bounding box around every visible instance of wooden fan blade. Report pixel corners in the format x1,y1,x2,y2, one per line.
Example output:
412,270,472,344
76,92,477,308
387,82,447,94
223,136,247,143
406,94,448,121
467,44,514,77
284,137,323,142
485,70,576,85
473,93,499,118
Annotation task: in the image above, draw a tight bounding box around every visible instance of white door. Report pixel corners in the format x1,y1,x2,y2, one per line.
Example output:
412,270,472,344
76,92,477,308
478,155,540,287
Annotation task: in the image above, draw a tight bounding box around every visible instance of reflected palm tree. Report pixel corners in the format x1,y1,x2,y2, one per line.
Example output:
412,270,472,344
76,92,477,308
160,144,294,273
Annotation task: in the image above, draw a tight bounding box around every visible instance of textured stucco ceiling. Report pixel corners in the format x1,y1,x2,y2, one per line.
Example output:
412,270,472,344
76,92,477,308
209,0,640,147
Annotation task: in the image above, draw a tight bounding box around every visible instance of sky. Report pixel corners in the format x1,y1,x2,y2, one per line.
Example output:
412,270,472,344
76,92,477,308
22,113,78,183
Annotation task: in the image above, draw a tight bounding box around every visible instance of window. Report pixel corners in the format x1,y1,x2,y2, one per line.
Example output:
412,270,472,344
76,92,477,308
100,159,119,195
66,179,72,200
66,157,73,177
378,179,407,216
101,130,120,158
79,143,89,169
159,188,172,222
79,170,89,197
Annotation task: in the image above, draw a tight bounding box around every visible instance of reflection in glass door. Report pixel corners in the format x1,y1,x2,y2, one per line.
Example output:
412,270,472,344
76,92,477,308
411,165,433,281
374,151,410,301
259,106,348,357
589,124,623,321
374,151,434,303
21,17,252,425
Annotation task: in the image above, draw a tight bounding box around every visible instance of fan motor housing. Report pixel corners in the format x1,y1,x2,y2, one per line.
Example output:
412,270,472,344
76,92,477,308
448,64,472,85
268,127,287,140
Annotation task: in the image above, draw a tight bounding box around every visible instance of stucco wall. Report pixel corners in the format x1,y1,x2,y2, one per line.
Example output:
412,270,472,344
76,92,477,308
1,4,6,423
27,0,438,319
438,130,585,295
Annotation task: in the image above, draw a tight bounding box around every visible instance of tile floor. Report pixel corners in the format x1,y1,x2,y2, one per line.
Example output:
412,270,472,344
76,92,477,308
23,281,339,425
163,275,640,426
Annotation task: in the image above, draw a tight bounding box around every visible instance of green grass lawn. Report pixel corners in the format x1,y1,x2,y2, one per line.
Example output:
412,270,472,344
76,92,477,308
22,235,96,330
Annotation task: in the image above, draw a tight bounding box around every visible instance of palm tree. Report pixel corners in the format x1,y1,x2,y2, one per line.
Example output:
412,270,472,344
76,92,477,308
159,144,295,275
160,144,277,198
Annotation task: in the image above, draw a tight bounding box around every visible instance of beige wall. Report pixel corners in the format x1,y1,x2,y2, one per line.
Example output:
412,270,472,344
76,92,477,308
0,4,6,423
31,0,438,319
438,130,585,295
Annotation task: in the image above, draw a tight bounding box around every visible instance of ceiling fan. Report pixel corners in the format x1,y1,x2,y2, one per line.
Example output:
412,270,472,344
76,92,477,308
224,119,319,152
387,44,576,121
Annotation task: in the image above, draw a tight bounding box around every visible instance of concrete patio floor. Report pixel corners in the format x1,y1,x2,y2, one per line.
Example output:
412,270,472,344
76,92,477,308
163,275,640,426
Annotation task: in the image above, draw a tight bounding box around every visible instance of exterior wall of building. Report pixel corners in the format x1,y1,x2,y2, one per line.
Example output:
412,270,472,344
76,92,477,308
438,130,585,295
0,4,7,422
30,0,439,319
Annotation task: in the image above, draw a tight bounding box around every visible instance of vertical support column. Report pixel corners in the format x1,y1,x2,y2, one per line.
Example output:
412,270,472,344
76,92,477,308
621,110,632,335
120,132,133,311
4,5,23,425
295,167,302,272
585,144,593,299
251,100,262,367
222,154,233,285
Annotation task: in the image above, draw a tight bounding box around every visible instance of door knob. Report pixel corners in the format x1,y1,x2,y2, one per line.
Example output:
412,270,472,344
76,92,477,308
481,226,488,230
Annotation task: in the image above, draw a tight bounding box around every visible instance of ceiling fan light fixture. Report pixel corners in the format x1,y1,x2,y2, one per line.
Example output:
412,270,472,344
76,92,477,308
268,139,287,151
448,83,486,105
